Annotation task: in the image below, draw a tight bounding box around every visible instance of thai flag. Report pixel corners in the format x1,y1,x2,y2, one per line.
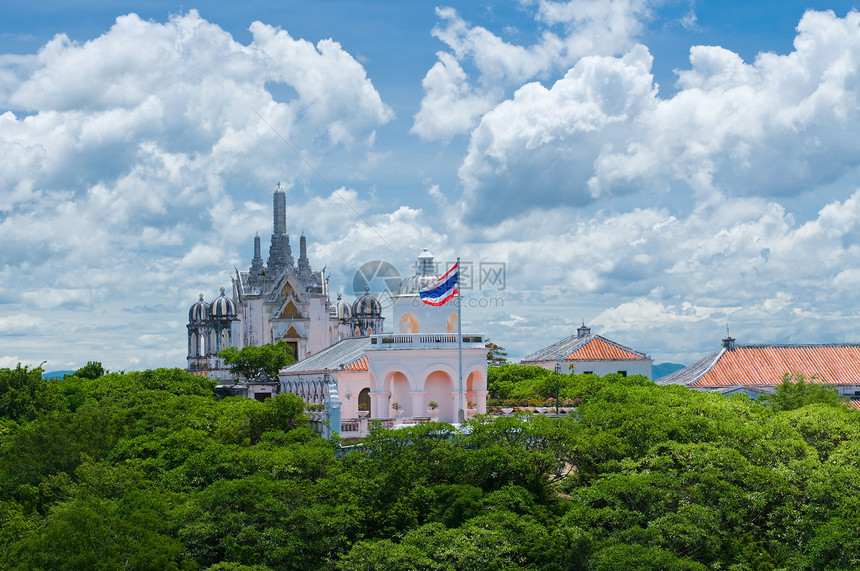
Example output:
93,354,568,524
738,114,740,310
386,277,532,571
419,262,459,306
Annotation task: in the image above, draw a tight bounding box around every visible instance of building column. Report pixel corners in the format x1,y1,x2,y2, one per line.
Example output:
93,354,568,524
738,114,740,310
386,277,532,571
473,390,489,414
410,391,426,418
369,391,389,418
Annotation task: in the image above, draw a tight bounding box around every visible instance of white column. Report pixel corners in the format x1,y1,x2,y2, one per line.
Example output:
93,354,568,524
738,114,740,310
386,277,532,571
410,391,426,417
370,392,389,418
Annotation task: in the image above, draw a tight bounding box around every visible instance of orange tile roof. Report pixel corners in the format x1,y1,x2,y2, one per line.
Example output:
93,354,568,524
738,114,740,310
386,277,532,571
564,336,648,361
688,345,860,388
846,399,860,410
343,356,368,371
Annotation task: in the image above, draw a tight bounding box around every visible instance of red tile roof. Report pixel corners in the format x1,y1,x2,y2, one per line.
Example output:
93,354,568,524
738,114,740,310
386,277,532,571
564,336,648,361
687,345,860,388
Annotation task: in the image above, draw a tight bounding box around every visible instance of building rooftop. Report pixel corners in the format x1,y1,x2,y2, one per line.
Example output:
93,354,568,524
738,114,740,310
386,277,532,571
281,337,372,374
522,326,649,364
658,342,860,388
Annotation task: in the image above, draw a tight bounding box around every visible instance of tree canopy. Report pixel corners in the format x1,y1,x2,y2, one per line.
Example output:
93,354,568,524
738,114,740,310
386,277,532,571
1,361,859,569
72,360,106,380
764,371,845,410
218,341,296,380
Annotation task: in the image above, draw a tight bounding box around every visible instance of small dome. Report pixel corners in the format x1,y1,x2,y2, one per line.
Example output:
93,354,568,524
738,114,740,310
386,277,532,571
189,293,209,323
210,287,237,319
397,248,440,295
331,293,352,321
353,286,381,317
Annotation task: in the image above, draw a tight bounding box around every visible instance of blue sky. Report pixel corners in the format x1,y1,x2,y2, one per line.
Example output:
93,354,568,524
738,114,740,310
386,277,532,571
2,0,860,371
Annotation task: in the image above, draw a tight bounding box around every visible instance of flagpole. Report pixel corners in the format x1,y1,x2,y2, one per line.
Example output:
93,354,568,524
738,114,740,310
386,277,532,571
457,256,464,424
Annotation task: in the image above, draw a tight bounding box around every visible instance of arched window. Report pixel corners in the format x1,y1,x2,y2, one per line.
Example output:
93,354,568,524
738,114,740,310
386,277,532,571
358,387,371,413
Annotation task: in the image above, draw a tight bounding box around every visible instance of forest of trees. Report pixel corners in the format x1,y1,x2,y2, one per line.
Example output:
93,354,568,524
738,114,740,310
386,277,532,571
1,361,859,570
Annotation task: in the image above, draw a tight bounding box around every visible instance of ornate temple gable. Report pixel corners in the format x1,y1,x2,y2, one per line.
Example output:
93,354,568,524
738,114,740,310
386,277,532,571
281,281,295,299
280,300,302,319
284,325,301,339
269,268,308,303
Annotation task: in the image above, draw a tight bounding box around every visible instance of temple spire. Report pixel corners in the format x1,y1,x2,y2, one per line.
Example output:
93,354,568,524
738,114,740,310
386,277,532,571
297,232,311,275
267,183,294,274
273,182,286,235
249,232,264,281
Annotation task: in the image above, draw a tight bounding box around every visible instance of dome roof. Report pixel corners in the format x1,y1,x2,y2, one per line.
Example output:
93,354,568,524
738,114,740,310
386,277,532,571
210,287,237,320
353,286,381,317
398,273,440,295
189,293,209,323
397,248,440,295
331,293,352,321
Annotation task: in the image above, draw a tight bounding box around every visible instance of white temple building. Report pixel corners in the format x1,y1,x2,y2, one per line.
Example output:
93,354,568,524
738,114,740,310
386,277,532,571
186,184,381,382
186,184,487,435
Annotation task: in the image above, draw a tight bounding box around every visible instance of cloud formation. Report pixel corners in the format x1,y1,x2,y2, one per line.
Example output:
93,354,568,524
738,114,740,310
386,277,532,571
456,9,860,223
0,11,392,369
4,5,860,374
412,0,656,141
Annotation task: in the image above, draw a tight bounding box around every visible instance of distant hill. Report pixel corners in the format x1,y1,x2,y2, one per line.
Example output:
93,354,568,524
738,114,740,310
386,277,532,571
653,363,685,380
42,370,75,380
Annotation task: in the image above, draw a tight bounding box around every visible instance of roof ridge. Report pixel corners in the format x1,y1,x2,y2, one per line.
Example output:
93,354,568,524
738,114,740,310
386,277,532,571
590,334,648,359
736,342,860,348
656,348,724,385
521,332,585,362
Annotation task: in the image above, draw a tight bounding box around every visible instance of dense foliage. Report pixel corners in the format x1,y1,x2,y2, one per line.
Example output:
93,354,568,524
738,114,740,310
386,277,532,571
218,341,297,379
1,362,859,569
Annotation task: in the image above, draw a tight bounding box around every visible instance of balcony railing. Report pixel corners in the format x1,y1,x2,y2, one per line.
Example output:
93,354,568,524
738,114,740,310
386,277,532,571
368,333,484,350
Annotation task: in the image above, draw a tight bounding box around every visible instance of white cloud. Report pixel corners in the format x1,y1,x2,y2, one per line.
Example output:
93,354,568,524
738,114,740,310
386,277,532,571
440,183,860,363
0,356,28,368
413,0,656,140
411,51,498,142
5,6,860,375
457,9,860,224
0,313,47,333
0,11,393,371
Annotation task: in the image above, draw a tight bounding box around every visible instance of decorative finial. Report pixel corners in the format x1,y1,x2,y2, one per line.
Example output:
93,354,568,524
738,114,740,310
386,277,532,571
199,293,204,301
220,286,226,296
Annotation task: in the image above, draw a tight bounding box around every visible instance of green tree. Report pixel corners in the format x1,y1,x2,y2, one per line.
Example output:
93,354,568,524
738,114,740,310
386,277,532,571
72,361,105,380
765,372,844,411
218,341,296,380
249,393,308,445
0,363,60,422
487,363,554,400
17,489,183,570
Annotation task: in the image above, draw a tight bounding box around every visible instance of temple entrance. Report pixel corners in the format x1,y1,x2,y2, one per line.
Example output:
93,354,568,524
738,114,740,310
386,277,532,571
284,341,298,360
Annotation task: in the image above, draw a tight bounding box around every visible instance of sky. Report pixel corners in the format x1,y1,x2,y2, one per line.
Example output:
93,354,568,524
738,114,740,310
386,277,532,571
3,0,860,372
